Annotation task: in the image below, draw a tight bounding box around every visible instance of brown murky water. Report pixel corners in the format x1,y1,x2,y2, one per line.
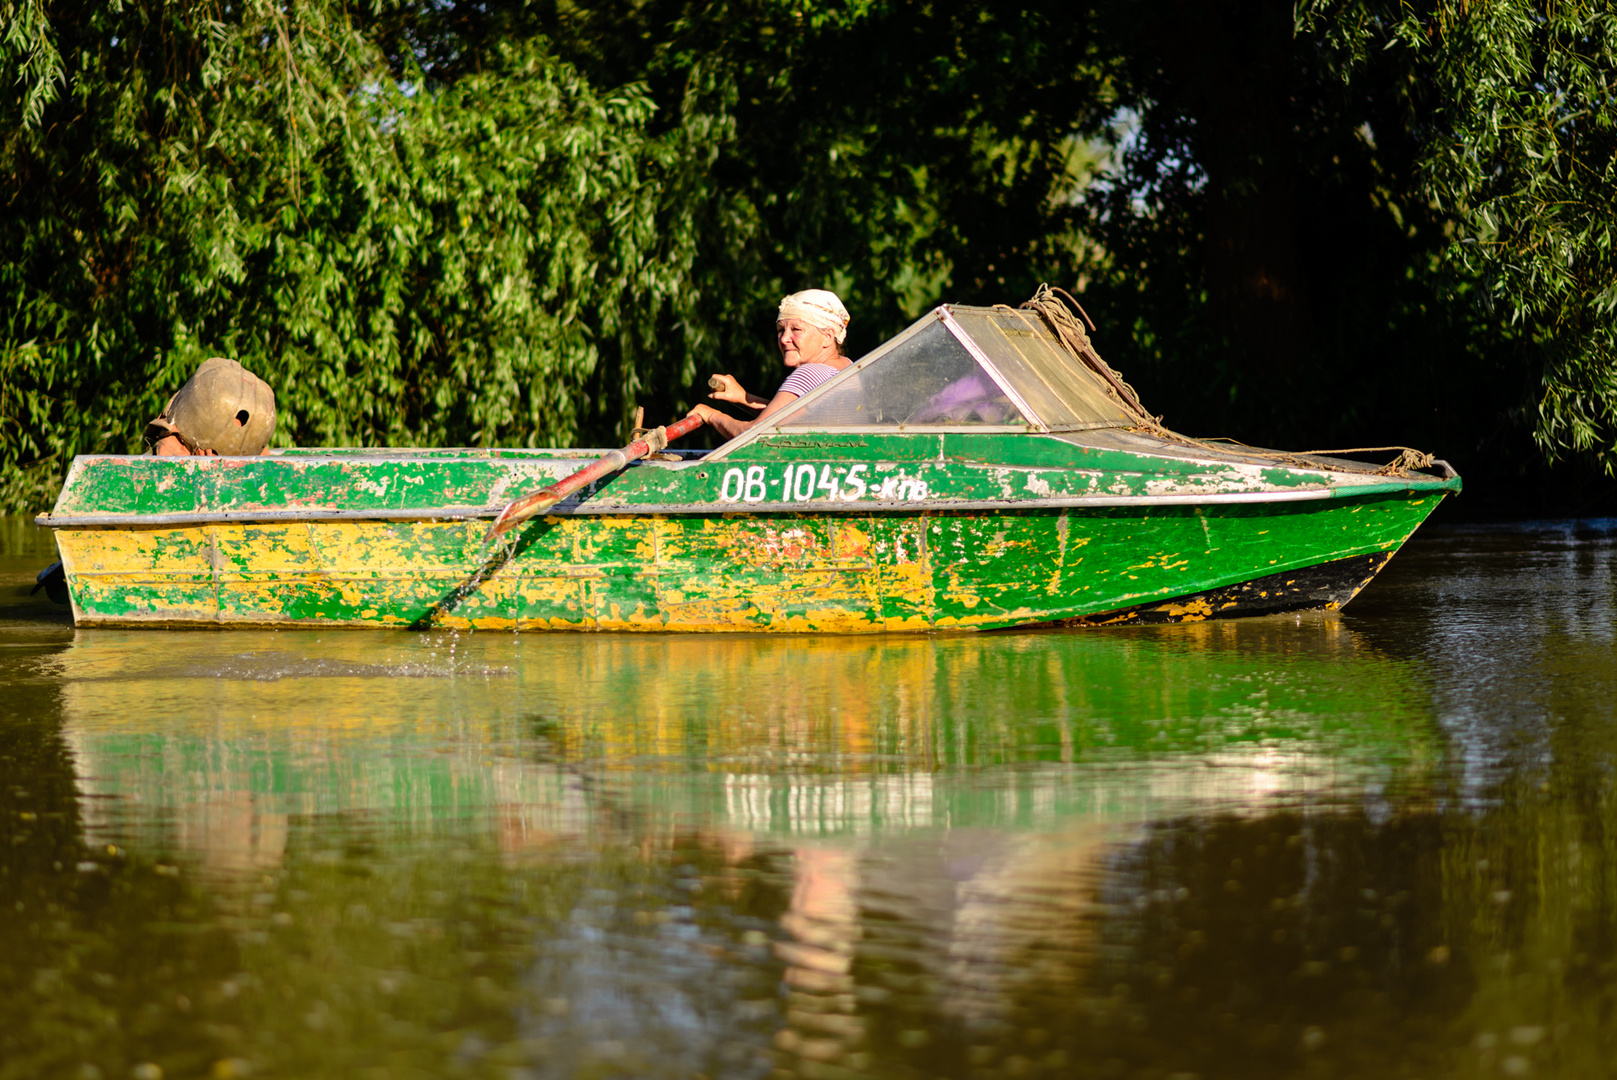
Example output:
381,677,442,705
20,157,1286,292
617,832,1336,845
1,515,1614,1080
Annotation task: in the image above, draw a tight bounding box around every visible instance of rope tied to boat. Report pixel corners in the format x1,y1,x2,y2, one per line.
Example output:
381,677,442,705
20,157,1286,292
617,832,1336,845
1377,448,1436,475
1284,445,1437,475
1014,284,1169,436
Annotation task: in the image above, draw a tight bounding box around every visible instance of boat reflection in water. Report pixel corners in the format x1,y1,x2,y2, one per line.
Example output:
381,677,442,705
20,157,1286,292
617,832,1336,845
44,614,1466,1078
60,615,1437,849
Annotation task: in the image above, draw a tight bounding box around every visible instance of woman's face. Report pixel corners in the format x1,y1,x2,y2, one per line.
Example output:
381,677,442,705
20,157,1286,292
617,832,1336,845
777,318,835,367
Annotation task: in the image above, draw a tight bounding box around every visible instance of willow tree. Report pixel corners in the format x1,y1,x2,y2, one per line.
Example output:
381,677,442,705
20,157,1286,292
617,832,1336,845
0,0,711,507
1302,0,1617,472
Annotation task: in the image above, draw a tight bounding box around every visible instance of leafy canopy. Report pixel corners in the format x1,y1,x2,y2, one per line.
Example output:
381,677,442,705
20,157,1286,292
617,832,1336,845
1304,0,1617,470
2,0,1615,512
0,0,710,506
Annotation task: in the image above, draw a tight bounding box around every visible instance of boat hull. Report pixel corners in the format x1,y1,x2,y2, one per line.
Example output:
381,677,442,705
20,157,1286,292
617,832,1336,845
50,490,1446,633
1048,551,1395,627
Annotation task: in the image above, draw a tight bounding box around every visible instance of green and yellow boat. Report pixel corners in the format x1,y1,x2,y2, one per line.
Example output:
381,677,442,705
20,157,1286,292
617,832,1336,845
36,295,1460,632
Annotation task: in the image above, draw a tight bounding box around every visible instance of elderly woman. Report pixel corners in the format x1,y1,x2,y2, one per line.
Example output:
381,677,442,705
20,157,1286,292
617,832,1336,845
689,289,852,440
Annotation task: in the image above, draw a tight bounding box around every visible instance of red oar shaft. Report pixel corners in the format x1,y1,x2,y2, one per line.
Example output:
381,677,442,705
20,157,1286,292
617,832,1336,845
485,413,706,542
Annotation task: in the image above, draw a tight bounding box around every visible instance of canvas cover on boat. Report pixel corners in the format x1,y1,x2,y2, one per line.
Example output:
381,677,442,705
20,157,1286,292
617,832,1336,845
947,308,1135,429
771,305,1137,432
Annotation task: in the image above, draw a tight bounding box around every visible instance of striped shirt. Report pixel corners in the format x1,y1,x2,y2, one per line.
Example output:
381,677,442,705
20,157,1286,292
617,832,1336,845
777,363,842,399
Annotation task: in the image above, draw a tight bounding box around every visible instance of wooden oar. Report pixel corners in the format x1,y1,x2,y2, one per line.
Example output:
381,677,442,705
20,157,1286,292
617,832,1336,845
484,412,707,543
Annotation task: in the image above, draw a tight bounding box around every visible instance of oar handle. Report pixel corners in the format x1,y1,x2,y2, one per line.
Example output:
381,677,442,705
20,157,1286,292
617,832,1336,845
485,413,707,542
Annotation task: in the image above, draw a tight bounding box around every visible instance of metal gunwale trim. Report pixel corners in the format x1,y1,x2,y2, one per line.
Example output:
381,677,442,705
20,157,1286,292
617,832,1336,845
1043,421,1140,433
37,506,503,527
68,569,624,582
767,424,1034,435
63,452,683,469
34,479,1450,529
271,446,710,459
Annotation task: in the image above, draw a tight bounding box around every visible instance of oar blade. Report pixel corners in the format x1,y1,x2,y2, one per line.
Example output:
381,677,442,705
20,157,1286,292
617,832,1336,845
483,492,557,544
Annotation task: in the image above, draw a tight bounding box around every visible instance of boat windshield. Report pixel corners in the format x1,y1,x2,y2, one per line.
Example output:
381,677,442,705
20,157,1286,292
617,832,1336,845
784,318,1026,429
764,305,1137,433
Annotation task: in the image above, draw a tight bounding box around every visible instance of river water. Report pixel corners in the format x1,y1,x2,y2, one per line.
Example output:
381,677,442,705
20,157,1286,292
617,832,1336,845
1,516,1614,1080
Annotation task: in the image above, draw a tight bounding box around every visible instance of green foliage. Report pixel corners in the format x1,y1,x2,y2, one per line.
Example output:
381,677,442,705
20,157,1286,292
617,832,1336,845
2,0,1113,510
3,0,1614,511
1302,0,1617,471
0,0,60,127
535,0,1106,394
0,0,709,507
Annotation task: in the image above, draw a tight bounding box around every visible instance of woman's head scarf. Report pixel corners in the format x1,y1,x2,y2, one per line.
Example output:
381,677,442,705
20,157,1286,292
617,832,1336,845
778,289,850,345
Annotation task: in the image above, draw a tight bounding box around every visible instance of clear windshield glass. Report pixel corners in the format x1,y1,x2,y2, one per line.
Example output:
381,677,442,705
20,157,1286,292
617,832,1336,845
782,320,1026,429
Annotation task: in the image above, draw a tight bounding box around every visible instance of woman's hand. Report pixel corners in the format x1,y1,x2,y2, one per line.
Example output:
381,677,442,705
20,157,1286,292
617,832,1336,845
688,402,749,440
708,373,768,411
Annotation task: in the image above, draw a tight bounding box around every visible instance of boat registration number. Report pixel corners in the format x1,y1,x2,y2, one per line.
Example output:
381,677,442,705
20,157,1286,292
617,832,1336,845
717,464,930,504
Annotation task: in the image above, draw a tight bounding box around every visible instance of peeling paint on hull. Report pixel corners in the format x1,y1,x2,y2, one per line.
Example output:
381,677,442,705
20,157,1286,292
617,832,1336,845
39,438,1461,632
50,489,1451,633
